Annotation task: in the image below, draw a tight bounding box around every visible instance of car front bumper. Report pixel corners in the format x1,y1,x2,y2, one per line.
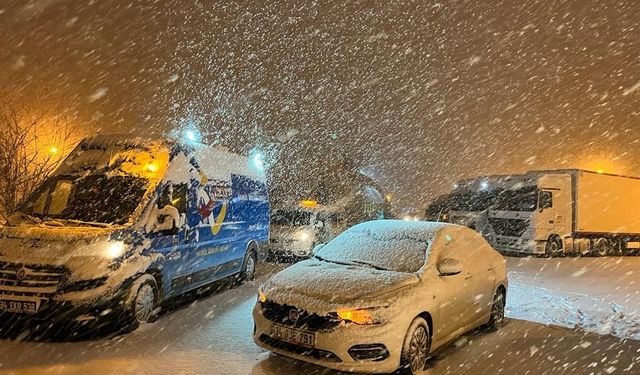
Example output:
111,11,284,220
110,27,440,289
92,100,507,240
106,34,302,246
253,303,404,374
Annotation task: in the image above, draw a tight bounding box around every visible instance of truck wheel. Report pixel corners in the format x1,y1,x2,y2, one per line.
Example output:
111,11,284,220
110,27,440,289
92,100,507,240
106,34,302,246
545,236,563,257
401,317,431,374
592,238,609,257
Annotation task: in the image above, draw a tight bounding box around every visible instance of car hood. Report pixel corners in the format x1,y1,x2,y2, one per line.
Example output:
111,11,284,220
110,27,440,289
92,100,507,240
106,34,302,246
261,259,419,315
0,224,122,280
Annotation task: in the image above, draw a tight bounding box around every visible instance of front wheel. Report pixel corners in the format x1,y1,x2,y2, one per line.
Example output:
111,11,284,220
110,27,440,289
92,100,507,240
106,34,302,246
401,317,431,374
545,236,563,257
485,289,506,331
240,250,257,281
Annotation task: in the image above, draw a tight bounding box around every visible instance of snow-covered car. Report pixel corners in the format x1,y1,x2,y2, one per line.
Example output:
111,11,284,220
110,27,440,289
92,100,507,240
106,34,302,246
253,220,508,374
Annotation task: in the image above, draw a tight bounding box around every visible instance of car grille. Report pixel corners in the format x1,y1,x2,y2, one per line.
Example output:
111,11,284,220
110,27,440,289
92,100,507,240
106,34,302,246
261,301,341,331
0,262,66,298
259,334,342,363
488,218,529,237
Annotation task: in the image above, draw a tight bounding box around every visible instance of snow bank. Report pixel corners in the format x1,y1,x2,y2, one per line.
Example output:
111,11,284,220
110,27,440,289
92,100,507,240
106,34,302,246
506,257,640,340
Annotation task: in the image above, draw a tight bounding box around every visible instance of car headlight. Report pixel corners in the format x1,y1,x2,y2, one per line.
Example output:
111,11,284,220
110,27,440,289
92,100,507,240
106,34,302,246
295,230,312,242
337,308,378,325
104,241,126,259
258,288,267,303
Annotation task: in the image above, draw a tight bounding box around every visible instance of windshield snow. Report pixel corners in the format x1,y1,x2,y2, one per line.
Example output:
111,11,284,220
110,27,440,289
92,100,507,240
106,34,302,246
315,222,430,273
19,175,148,225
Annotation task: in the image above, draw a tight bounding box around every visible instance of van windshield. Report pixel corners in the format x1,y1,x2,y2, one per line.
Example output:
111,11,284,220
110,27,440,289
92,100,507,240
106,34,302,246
19,175,149,225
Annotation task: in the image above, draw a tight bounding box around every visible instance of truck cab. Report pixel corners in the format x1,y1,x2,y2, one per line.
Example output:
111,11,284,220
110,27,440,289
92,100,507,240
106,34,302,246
0,135,269,330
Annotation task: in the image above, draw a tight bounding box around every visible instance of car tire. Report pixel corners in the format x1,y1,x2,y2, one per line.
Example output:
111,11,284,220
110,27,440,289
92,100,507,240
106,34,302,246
401,317,431,374
485,289,506,331
545,235,563,257
240,250,257,282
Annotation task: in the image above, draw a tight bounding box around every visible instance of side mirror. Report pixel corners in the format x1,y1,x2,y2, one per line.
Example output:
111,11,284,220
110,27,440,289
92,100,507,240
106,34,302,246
437,258,463,276
314,221,325,229
152,205,180,235
312,243,325,256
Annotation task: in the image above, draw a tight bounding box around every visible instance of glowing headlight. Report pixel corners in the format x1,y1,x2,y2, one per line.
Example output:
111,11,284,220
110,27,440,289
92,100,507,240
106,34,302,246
258,289,267,303
337,309,376,325
104,241,126,259
296,231,310,241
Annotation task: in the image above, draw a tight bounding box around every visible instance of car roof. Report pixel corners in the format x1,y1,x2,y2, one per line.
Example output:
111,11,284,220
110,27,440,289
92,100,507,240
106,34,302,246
346,220,463,242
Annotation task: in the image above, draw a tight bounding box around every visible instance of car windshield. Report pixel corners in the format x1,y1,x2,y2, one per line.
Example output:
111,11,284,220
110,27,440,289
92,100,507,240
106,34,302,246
19,175,149,225
315,225,429,273
271,210,312,226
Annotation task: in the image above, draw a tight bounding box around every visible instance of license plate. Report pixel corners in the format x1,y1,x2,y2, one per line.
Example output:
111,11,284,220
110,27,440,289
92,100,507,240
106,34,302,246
270,324,316,347
0,299,39,314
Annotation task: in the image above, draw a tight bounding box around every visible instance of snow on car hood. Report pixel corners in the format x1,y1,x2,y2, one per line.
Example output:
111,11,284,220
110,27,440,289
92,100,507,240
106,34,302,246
261,259,419,315
0,225,122,281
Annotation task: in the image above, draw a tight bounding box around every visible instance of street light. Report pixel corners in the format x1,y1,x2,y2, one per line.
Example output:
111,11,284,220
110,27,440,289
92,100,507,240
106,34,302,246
49,146,59,154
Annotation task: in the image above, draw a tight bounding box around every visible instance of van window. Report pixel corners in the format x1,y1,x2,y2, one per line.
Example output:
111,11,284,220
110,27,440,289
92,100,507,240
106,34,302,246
21,175,148,225
49,181,73,215
158,183,188,215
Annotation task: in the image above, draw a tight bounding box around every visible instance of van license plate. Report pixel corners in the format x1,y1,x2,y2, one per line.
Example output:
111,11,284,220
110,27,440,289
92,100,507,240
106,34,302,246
270,324,315,347
0,299,39,314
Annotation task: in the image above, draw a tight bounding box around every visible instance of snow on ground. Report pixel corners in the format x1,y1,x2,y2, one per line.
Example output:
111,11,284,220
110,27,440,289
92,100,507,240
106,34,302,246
506,256,640,340
1,259,640,375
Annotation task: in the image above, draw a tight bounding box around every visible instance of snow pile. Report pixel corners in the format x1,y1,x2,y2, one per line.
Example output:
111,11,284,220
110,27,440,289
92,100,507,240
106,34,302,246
506,257,640,340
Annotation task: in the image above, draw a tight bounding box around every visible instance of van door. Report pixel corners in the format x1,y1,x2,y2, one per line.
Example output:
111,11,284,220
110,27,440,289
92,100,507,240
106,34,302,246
149,182,194,297
187,179,239,289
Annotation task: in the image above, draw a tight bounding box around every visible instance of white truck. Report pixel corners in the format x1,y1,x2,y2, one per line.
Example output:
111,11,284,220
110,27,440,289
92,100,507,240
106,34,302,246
429,169,640,256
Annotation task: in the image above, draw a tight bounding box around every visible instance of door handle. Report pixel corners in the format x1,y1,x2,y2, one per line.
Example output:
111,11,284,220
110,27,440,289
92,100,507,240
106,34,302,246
549,220,554,224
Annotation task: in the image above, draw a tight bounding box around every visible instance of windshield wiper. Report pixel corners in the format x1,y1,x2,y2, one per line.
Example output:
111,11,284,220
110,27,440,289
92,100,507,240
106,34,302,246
314,255,358,267
13,212,43,225
54,218,113,228
351,260,392,271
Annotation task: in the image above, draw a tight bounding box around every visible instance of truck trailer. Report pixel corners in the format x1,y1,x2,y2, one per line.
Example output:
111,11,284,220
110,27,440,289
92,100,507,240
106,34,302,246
428,169,640,256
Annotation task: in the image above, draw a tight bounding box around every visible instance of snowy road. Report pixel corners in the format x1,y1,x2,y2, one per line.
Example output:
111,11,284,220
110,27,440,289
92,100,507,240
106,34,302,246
1,258,639,375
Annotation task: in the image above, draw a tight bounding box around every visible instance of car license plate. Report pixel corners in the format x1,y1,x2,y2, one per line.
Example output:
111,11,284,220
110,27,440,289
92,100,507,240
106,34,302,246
0,299,39,314
270,324,316,347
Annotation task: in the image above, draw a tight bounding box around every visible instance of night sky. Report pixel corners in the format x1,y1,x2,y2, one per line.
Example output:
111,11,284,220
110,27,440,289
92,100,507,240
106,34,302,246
1,0,639,208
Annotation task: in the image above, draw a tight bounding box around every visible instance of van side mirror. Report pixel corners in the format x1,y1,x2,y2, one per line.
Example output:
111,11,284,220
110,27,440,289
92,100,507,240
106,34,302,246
152,205,180,235
437,258,463,276
314,220,325,229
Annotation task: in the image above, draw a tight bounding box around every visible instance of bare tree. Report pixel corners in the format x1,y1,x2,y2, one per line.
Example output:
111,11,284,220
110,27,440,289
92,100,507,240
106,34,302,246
0,99,81,219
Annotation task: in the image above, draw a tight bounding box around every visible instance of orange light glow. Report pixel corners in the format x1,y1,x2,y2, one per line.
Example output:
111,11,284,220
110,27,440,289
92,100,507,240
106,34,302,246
49,146,59,154
337,309,375,325
300,199,319,209
258,290,267,303
146,163,159,173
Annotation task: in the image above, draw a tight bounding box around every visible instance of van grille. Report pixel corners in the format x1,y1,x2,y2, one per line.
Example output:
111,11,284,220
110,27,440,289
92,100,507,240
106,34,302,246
0,262,66,298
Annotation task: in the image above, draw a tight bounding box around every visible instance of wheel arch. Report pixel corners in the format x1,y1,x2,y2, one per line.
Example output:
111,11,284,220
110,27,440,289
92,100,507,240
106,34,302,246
417,311,433,339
